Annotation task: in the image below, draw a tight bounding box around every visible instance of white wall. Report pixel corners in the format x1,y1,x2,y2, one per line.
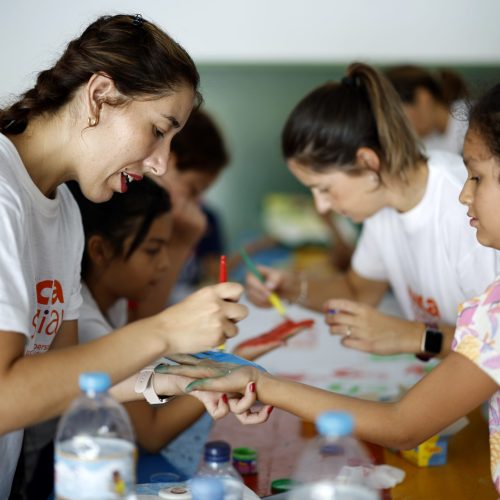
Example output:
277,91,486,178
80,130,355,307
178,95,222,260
2,0,499,98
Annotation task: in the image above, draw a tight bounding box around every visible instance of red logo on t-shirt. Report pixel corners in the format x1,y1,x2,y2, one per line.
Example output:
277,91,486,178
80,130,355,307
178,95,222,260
31,279,65,340
408,286,440,322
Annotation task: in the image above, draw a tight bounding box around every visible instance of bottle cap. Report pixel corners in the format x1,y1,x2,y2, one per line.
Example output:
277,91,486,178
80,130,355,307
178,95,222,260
316,411,353,437
204,440,231,463
189,477,224,499
79,372,111,393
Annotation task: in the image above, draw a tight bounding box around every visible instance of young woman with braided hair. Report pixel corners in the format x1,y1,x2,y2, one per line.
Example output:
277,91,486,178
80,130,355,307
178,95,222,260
0,14,263,497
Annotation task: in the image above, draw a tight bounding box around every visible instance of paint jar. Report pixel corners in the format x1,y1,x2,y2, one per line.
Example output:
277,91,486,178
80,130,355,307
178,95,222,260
232,447,258,476
300,418,317,438
270,478,300,495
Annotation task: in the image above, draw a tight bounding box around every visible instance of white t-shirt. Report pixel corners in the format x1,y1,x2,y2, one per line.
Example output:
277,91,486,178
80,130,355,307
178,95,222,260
352,151,500,326
423,101,468,155
0,134,83,498
78,283,128,343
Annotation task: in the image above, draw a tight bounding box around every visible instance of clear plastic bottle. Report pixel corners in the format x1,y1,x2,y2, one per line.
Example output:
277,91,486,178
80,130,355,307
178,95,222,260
289,411,380,500
194,440,243,500
189,477,224,500
54,372,137,500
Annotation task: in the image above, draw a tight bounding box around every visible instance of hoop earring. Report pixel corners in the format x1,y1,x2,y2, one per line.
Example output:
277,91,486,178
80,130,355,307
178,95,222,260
88,116,98,127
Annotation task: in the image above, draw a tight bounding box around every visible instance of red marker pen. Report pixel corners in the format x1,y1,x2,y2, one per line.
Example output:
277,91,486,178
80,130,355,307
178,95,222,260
217,255,227,350
219,255,227,283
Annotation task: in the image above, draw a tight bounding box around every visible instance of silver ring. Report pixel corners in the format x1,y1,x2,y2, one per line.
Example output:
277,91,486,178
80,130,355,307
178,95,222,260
346,326,352,337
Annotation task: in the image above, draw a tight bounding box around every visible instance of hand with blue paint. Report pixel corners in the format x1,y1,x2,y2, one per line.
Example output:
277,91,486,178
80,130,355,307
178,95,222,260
192,351,267,372
158,354,273,425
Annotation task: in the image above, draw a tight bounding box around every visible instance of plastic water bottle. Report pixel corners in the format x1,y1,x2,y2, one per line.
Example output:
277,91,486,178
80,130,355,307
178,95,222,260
289,411,380,500
194,440,243,500
189,477,224,500
54,372,137,499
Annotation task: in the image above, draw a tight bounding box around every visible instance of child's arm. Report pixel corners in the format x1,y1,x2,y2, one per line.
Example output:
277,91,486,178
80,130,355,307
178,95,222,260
124,396,205,453
167,351,497,450
255,351,496,448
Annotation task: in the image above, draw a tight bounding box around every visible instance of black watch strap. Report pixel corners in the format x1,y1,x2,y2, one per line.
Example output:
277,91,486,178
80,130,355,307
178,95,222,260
416,323,443,362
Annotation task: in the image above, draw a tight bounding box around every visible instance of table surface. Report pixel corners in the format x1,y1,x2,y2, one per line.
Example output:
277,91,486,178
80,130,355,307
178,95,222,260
209,406,497,499
384,407,497,499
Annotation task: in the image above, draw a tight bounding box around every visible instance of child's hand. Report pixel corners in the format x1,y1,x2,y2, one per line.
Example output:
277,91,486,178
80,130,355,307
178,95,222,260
191,383,271,424
156,356,272,424
159,283,248,353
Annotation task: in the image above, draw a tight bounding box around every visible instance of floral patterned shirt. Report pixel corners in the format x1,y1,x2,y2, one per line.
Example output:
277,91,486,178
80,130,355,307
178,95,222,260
452,277,500,492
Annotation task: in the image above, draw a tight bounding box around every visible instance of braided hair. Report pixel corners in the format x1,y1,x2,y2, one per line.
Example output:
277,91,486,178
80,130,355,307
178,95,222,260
1,14,201,135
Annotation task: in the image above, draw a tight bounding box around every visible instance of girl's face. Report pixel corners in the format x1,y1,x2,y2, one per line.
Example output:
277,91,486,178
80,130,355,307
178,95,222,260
459,128,500,249
287,159,384,223
78,84,195,203
104,213,172,301
160,156,219,202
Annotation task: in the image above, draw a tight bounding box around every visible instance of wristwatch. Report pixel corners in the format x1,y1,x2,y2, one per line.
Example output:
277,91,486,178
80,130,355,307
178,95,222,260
415,323,443,362
135,364,172,405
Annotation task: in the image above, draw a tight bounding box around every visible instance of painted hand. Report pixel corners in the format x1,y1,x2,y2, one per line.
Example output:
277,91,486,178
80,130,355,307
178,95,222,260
156,354,272,424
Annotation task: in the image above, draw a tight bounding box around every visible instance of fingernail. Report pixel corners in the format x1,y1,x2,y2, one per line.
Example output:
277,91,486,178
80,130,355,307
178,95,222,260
249,382,256,393
267,406,274,415
221,394,229,404
327,308,337,314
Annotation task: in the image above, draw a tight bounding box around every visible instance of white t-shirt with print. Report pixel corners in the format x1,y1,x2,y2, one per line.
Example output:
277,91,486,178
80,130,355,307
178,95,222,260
352,151,500,326
78,283,128,343
0,134,83,498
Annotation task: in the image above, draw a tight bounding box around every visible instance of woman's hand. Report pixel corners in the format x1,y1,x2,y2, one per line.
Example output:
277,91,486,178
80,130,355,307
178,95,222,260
245,265,298,308
324,299,422,355
159,283,248,354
